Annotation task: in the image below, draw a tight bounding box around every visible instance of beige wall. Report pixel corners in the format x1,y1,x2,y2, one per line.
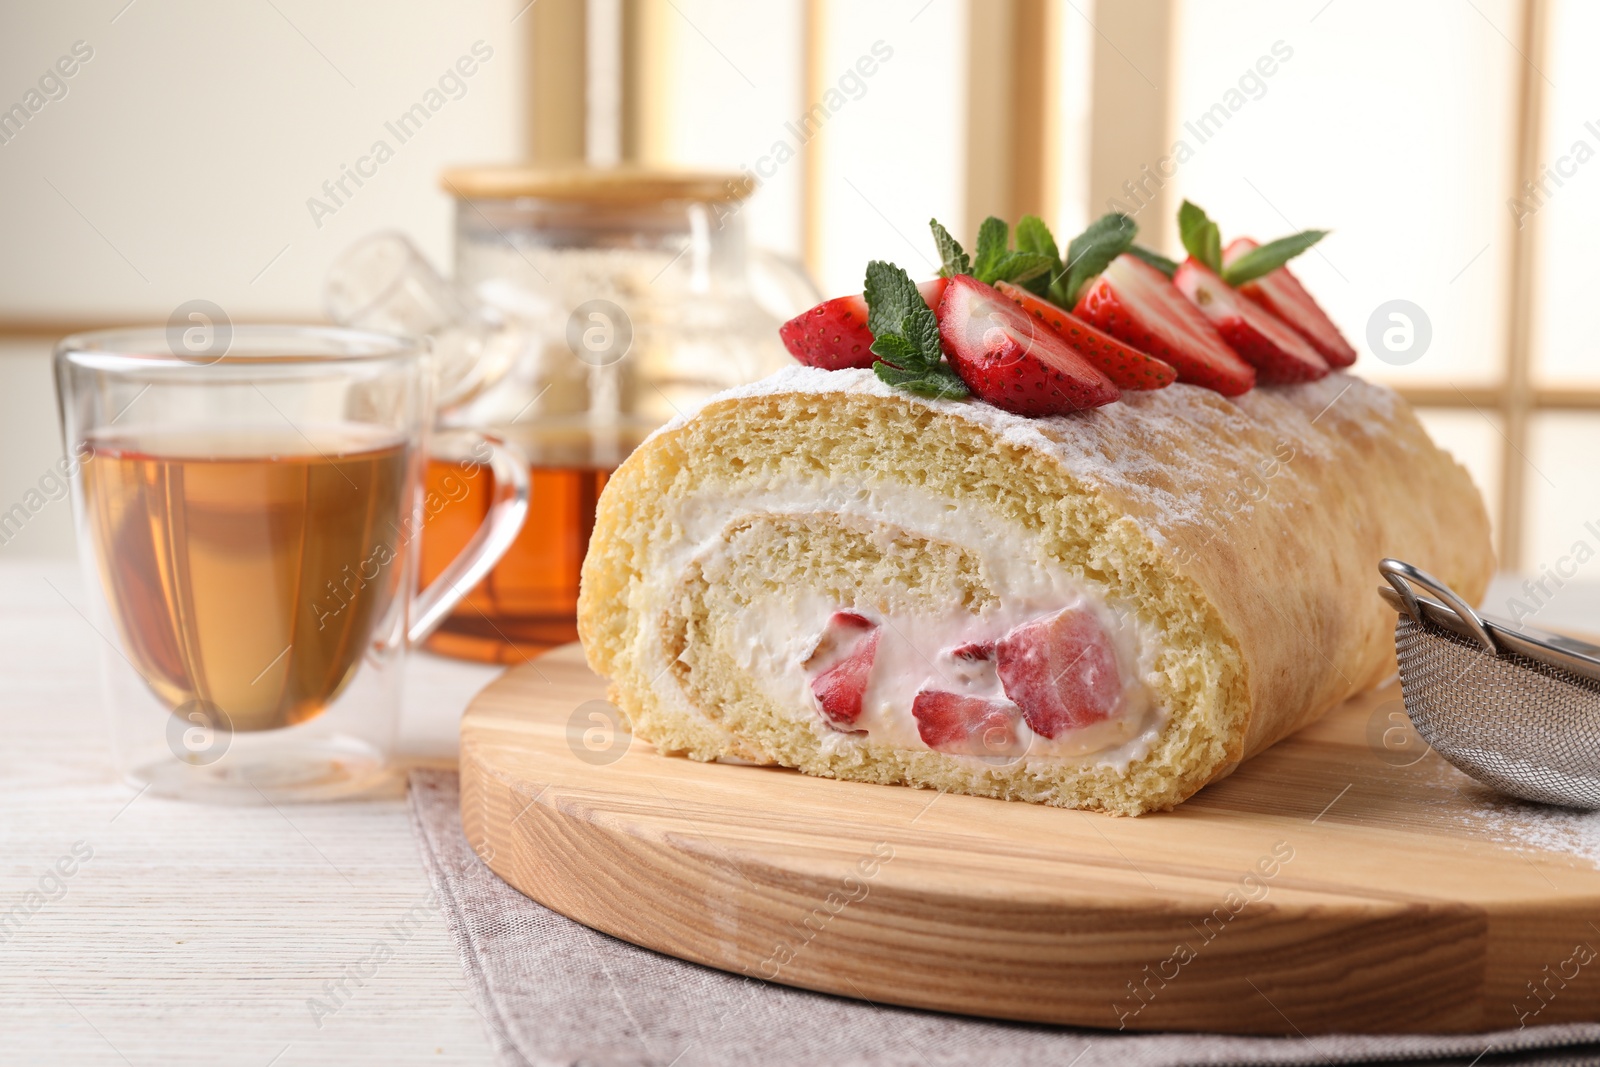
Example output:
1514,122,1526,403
0,0,527,320
0,341,74,557
0,0,528,557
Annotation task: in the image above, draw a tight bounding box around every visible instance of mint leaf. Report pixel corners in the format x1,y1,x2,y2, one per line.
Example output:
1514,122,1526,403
1013,215,1062,296
1221,230,1328,287
1058,213,1136,308
863,259,970,399
971,217,1009,284
903,298,942,368
1129,244,1178,278
1015,215,1060,262
873,361,970,399
932,216,1050,288
929,218,971,278
1177,200,1222,273
863,260,924,341
984,251,1054,287
869,331,918,368
923,215,1059,290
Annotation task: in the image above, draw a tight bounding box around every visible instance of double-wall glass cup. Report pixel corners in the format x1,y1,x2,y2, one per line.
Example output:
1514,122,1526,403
54,326,529,803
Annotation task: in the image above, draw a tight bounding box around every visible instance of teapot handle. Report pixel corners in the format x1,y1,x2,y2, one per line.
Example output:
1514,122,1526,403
407,429,530,646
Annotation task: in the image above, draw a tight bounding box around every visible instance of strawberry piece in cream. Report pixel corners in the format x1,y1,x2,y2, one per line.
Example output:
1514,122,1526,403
911,691,1020,756
995,607,1123,738
806,612,880,729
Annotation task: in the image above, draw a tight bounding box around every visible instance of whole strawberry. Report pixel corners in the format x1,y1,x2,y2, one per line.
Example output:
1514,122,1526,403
778,280,949,370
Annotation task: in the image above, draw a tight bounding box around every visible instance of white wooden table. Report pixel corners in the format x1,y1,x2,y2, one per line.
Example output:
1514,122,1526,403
1,560,501,1065
4,555,1597,1065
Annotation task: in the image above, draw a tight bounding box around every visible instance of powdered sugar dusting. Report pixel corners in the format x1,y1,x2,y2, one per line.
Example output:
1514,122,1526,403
656,366,1409,549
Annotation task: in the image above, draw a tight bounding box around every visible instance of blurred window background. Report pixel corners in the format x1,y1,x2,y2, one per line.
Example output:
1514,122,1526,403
1,0,1592,578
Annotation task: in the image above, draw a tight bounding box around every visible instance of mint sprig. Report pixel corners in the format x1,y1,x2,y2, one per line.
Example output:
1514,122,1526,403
1180,199,1327,286
972,216,1053,287
863,260,969,400
1221,230,1328,287
948,212,1137,307
931,217,1052,289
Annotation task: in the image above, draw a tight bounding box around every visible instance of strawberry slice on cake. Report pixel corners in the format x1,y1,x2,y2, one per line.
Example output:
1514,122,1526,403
936,274,1120,416
970,208,1255,397
1173,259,1329,384
994,281,1177,391
1225,237,1358,368
1073,254,1257,396
1161,200,1343,384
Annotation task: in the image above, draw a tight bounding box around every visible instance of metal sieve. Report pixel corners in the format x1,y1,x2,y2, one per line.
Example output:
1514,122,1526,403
1379,558,1600,809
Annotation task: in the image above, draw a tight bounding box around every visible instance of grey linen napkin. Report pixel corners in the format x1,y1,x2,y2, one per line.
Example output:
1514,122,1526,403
407,770,1600,1067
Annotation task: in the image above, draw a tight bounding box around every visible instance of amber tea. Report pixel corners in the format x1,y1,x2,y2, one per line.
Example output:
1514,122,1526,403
417,421,656,664
81,427,410,732
418,457,608,662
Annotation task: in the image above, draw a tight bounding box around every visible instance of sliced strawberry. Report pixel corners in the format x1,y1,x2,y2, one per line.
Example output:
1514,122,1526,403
804,611,874,668
995,608,1123,738
1173,258,1330,385
994,281,1176,391
911,691,1020,756
1225,237,1357,368
949,641,994,662
779,280,949,371
936,275,1120,416
916,277,948,309
1073,254,1256,396
807,613,880,728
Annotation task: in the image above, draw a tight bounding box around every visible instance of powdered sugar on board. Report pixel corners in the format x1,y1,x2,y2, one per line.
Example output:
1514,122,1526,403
1474,799,1600,869
1405,750,1600,870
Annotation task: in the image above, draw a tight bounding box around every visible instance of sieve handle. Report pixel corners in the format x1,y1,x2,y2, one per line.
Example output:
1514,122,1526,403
1379,558,1496,653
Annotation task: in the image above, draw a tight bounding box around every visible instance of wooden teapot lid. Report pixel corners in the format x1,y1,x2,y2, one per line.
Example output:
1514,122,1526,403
439,165,754,203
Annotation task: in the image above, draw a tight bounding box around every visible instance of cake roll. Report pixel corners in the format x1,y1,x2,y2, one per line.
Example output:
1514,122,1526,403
577,366,1492,814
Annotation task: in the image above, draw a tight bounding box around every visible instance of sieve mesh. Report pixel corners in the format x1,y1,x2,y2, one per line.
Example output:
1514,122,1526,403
1395,614,1600,808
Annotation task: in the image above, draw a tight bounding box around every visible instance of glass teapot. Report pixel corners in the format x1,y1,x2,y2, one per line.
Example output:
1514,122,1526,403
327,166,816,663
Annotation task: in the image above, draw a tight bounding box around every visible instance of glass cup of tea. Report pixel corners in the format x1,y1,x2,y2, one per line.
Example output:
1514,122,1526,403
54,325,529,803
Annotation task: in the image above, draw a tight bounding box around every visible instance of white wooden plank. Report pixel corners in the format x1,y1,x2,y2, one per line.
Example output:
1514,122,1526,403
0,560,499,1065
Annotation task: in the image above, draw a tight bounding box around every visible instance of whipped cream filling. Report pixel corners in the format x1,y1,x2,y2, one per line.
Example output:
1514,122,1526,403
658,476,1170,770
732,591,1159,766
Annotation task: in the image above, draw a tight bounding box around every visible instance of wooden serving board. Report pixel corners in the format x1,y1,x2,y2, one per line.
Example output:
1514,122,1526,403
459,643,1600,1035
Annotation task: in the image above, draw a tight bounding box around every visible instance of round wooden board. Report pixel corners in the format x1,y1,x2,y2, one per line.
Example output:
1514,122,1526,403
459,643,1600,1035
